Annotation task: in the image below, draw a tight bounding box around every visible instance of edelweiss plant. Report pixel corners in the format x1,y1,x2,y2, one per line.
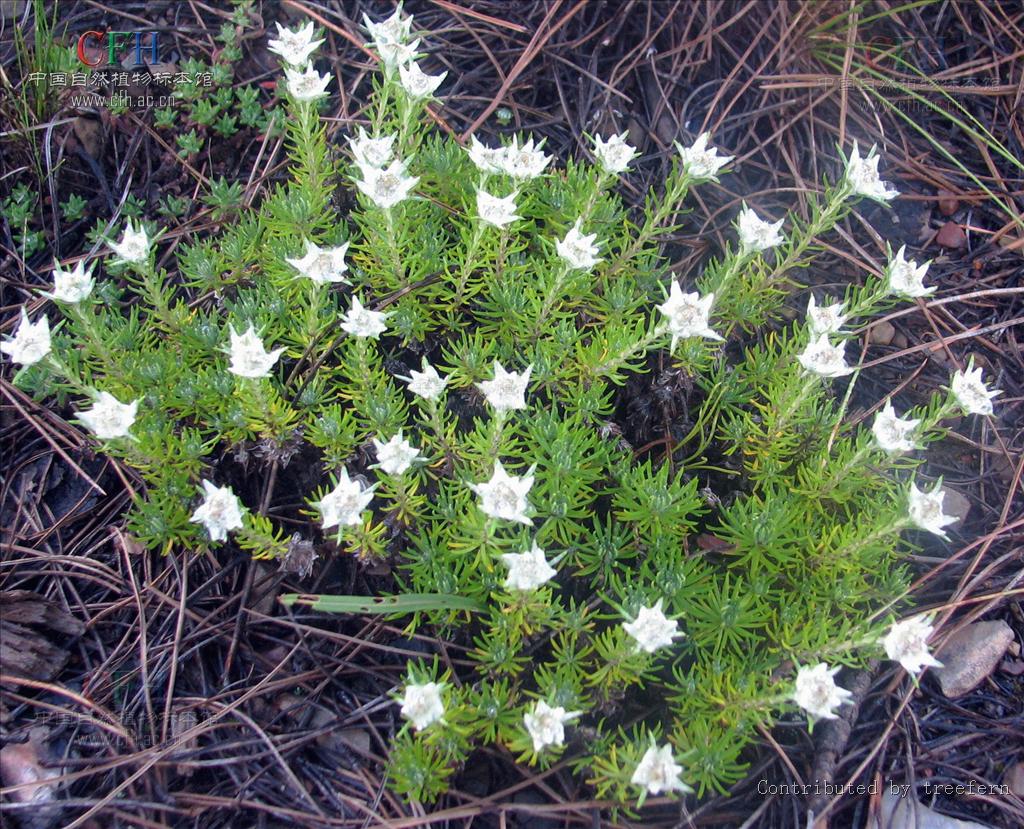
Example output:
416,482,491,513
5,5,1002,808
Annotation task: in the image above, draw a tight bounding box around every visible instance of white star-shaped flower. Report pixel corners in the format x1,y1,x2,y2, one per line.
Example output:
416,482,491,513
476,189,521,228
227,325,286,378
45,259,94,303
341,296,390,339
348,127,396,169
737,205,785,253
317,468,376,529
399,358,447,401
477,360,531,412
76,391,138,440
797,333,853,378
872,400,920,454
657,282,722,348
398,61,446,99
523,700,580,752
882,615,943,675
399,681,444,730
676,132,732,179
371,432,424,476
466,135,506,174
497,136,551,181
623,599,682,654
907,482,957,538
555,219,601,270
806,295,848,336
355,158,419,209
845,142,899,202
793,663,852,722
190,480,245,542
375,37,421,70
284,62,331,102
500,542,557,591
592,131,637,175
364,4,414,47
267,21,323,67
886,245,933,297
1,308,51,366
950,361,1000,416
286,239,350,284
470,460,534,525
631,743,692,797
108,221,150,264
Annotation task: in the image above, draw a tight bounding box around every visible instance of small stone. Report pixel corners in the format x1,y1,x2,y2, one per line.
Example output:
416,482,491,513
937,189,958,217
1005,763,1024,797
879,790,994,829
939,487,971,526
868,320,896,346
934,620,1014,698
936,221,966,249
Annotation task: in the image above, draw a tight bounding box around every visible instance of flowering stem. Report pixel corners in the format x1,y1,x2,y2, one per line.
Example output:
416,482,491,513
531,262,573,339
587,322,670,381
67,304,119,370
382,208,407,287
449,221,487,313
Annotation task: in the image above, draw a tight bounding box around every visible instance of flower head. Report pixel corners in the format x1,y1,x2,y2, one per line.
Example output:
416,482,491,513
286,239,350,284
109,221,150,264
556,219,602,270
399,358,447,401
341,296,390,339
476,189,521,228
793,663,852,722
737,206,785,254
466,135,506,175
355,158,419,209
477,360,531,412
806,295,848,336
364,4,414,47
227,325,286,378
498,136,551,181
470,460,534,525
268,21,323,66
317,468,376,529
657,282,722,348
592,132,637,175
46,260,94,303
375,38,421,70
501,542,557,591
623,599,682,654
371,432,424,476
398,61,446,99
676,132,732,179
76,391,138,440
882,615,943,675
399,681,444,730
950,361,1000,416
907,482,957,538
523,700,580,752
872,400,920,454
190,480,245,542
631,743,692,797
348,127,396,169
284,62,331,102
845,142,899,202
797,333,853,378
1,309,51,366
886,246,933,297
